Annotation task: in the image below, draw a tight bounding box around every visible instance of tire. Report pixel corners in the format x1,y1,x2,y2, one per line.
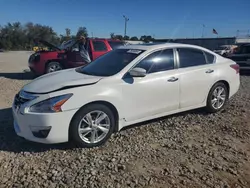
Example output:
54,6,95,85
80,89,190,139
45,62,63,74
206,82,229,113
69,104,116,148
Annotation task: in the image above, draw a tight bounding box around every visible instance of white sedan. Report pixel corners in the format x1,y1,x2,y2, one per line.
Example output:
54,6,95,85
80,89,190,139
12,43,240,148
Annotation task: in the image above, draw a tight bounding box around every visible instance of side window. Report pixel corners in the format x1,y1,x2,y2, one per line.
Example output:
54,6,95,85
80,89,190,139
134,49,175,74
178,48,207,68
92,41,108,51
134,51,161,73
204,51,215,64
149,49,175,73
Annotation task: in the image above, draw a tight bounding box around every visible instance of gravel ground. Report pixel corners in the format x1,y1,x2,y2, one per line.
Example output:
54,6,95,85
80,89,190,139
0,51,250,188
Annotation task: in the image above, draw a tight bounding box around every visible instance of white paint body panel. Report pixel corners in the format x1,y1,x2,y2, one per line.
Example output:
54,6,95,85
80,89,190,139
23,68,103,93
121,69,180,122
178,64,217,108
12,43,240,144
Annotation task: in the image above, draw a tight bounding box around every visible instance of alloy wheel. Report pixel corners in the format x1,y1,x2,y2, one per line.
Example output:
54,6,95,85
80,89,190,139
211,86,226,109
48,64,62,72
78,110,111,144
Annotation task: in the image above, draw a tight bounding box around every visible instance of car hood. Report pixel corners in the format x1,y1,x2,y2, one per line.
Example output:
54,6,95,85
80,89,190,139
22,69,103,94
35,39,61,51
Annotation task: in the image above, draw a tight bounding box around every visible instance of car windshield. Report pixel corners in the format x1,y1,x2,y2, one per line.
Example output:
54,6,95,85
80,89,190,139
77,49,145,76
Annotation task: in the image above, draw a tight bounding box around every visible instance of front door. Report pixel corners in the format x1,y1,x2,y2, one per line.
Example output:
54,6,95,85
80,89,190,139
66,50,86,68
66,41,89,68
121,49,180,122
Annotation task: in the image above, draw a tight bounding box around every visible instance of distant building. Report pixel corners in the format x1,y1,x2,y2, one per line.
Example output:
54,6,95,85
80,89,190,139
154,37,236,50
236,37,250,44
154,36,250,50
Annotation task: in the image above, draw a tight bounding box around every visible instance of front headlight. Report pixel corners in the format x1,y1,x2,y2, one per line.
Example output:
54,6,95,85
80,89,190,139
29,94,73,113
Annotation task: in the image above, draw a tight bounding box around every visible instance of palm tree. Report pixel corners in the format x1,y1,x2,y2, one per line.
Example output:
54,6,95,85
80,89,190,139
76,27,88,38
65,28,71,37
110,32,115,39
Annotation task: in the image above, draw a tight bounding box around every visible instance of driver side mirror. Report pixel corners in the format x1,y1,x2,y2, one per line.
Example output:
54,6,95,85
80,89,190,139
129,67,146,77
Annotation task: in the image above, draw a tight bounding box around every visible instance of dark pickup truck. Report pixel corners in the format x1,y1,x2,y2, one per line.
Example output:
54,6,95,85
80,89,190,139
226,43,250,70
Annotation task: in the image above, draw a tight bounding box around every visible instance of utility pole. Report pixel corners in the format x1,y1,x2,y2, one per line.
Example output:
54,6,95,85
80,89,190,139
123,15,129,38
201,24,205,38
236,30,239,38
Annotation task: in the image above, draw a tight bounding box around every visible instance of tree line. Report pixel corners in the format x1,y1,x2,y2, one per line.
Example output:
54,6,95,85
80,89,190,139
110,32,155,43
0,22,155,50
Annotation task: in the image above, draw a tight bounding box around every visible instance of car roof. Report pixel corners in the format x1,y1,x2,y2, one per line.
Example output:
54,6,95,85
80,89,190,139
119,42,212,51
89,38,124,42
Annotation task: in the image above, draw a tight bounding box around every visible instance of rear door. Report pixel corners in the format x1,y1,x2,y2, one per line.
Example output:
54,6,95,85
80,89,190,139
90,40,111,60
176,47,217,109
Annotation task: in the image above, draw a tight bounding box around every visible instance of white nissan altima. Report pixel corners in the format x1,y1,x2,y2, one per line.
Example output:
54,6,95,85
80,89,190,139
12,43,240,148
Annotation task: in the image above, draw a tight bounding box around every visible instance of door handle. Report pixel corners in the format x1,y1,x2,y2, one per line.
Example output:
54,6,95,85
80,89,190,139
206,69,214,73
168,77,178,82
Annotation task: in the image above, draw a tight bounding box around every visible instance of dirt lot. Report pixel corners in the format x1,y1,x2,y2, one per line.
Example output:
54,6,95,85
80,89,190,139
0,51,250,188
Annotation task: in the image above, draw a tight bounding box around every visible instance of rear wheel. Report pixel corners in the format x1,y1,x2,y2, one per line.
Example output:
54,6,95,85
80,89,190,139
69,104,116,148
45,62,62,74
206,82,229,113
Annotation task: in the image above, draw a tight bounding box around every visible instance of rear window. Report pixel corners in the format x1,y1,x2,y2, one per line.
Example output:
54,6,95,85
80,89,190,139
108,41,125,49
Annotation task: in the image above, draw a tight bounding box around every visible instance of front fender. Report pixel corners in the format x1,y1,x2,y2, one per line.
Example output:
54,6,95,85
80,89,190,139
57,85,125,118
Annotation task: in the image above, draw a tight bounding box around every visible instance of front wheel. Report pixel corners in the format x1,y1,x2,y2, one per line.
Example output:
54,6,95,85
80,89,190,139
45,62,63,74
69,104,116,148
206,82,229,113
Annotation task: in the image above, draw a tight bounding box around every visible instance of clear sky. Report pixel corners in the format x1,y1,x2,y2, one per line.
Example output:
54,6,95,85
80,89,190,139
0,0,249,39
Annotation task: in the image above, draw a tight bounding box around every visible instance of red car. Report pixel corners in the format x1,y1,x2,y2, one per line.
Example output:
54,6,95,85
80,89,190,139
28,38,125,76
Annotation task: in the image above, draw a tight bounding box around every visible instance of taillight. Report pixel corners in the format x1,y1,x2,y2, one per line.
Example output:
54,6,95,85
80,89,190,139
230,64,239,74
